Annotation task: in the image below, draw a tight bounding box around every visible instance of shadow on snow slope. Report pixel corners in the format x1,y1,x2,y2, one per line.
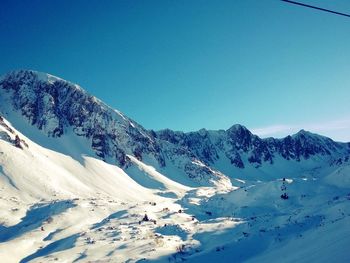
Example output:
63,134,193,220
0,165,19,190
19,233,80,263
91,209,128,230
0,200,76,243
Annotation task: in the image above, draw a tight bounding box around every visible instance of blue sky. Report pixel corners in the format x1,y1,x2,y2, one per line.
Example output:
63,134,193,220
0,0,349,141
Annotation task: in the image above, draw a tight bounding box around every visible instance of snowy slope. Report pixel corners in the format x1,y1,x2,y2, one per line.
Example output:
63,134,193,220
0,70,349,262
0,70,233,188
0,116,198,262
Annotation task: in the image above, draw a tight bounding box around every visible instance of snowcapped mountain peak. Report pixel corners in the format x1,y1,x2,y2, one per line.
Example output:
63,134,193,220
0,70,162,167
297,128,308,134
1,70,350,262
0,70,348,185
293,129,318,139
2,69,68,88
0,70,233,187
198,128,208,136
226,124,250,133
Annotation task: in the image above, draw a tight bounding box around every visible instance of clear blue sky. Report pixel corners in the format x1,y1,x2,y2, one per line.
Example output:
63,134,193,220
1,0,349,141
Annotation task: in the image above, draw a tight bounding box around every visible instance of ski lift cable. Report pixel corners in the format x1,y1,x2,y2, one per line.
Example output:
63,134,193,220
281,0,350,18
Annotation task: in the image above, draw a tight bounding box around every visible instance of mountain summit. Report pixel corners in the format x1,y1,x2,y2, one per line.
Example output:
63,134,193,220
0,70,349,262
0,70,349,185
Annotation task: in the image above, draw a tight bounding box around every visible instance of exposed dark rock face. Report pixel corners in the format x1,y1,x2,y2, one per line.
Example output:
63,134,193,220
157,124,346,169
0,70,348,185
0,115,28,149
0,70,163,167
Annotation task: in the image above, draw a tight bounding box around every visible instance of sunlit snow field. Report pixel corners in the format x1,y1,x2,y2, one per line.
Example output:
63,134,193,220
1,115,349,263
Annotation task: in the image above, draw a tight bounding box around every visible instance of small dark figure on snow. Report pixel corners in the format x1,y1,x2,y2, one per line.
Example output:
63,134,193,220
280,178,289,200
281,193,289,200
142,214,149,222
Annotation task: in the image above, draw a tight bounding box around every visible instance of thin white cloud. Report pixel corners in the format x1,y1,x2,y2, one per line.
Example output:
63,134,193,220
251,125,293,137
251,119,350,142
306,119,350,132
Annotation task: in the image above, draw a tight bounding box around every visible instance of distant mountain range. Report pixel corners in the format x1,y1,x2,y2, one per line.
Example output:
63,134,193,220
0,70,349,262
0,70,349,186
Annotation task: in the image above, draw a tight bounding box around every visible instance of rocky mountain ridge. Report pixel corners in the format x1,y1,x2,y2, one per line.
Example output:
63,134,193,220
0,70,349,186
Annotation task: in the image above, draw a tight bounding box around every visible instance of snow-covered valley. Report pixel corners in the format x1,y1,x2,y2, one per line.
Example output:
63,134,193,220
0,70,349,262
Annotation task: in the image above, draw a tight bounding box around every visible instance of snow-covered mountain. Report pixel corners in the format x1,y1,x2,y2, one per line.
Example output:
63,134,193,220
0,70,349,262
1,70,349,186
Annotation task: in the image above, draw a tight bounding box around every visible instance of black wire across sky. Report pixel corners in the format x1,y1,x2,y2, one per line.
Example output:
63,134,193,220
281,0,350,18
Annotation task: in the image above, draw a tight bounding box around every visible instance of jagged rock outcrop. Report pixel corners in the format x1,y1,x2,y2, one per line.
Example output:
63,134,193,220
157,125,348,169
0,70,349,186
0,70,163,167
